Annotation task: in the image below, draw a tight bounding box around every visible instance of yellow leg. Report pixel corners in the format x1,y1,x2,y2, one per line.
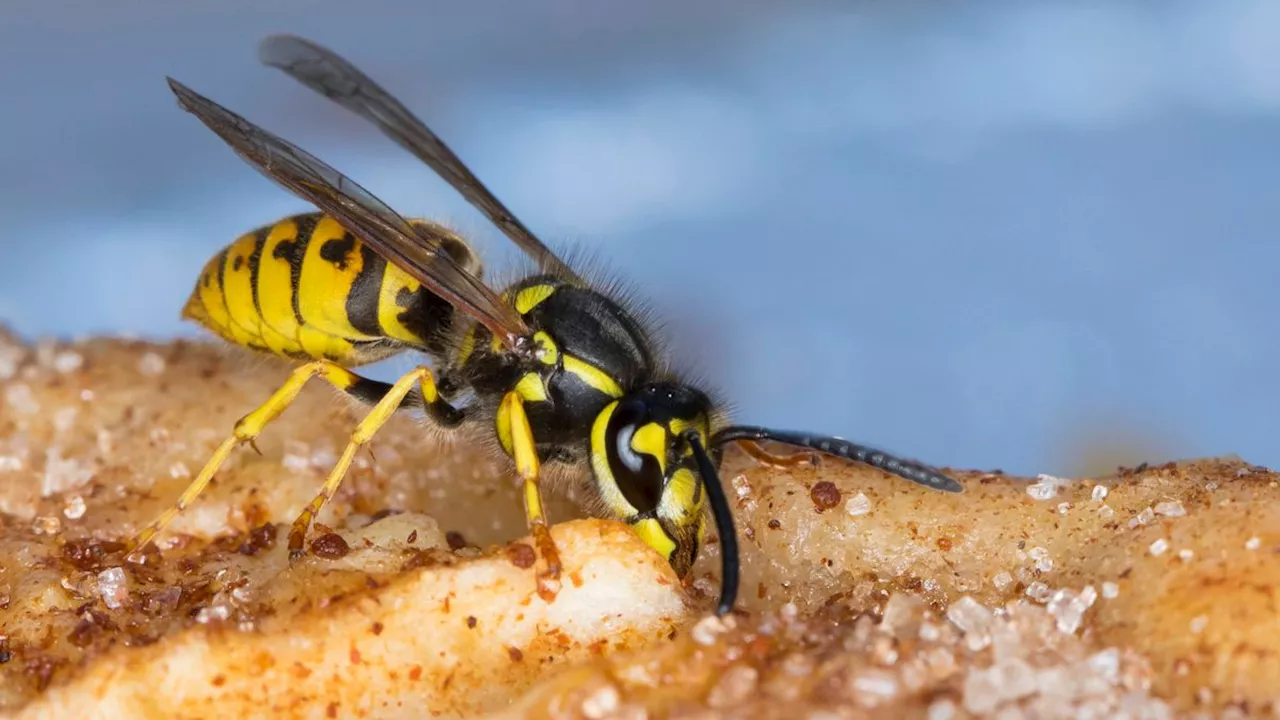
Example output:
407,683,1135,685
502,391,562,602
287,366,441,556
131,359,365,552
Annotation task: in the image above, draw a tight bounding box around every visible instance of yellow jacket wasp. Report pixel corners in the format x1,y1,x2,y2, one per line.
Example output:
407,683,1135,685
133,34,964,616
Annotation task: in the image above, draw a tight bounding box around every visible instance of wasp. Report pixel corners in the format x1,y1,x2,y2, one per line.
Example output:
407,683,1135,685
132,34,964,616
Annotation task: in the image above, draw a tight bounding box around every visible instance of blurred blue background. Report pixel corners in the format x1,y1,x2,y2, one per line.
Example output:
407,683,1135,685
3,1,1278,477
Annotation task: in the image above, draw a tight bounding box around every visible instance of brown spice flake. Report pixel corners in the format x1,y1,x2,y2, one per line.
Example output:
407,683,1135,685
311,532,350,559
370,621,384,636
466,616,477,629
211,674,226,687
507,543,536,569
237,523,278,556
407,529,418,544
936,537,953,551
767,519,781,530
349,647,361,665
326,701,339,718
810,481,842,512
408,665,422,681
507,646,524,662
445,530,466,550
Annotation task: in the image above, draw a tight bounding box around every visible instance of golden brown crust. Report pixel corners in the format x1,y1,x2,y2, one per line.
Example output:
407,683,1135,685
3,332,1280,718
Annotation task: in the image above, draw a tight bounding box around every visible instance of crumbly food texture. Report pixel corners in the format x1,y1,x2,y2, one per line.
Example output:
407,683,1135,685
1,330,1278,718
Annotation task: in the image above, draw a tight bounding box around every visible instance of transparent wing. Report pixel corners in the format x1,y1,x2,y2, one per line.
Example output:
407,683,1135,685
167,77,533,352
259,34,579,280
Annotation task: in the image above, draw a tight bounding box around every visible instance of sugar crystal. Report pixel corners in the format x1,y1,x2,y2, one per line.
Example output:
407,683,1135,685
138,351,167,376
1025,581,1051,602
992,571,1013,590
1154,500,1186,517
852,669,899,703
845,492,872,516
1091,484,1108,501
1189,615,1208,634
63,494,86,520
1101,582,1119,599
946,596,993,650
1028,547,1053,572
97,567,128,609
991,657,1037,701
927,699,956,720
1245,537,1261,550
5,384,39,414
1149,539,1168,556
53,351,83,374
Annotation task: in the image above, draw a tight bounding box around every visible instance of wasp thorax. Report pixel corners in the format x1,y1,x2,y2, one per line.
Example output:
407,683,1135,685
589,382,713,576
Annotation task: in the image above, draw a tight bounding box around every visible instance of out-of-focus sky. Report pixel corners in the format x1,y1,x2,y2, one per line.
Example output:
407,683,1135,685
2,1,1278,477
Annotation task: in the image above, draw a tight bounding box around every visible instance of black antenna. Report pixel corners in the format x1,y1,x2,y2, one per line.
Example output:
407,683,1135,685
684,431,739,616
712,426,963,493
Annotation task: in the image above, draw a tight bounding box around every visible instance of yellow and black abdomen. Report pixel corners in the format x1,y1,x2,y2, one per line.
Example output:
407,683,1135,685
183,212,480,366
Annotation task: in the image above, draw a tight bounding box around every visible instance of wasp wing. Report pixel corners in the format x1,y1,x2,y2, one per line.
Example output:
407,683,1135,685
167,77,533,351
258,34,579,281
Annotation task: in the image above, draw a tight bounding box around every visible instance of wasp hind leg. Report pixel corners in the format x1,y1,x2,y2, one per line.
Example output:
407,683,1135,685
501,391,563,603
130,360,459,553
286,365,462,558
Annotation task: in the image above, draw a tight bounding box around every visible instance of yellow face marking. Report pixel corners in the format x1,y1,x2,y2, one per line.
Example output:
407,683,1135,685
515,284,556,315
667,416,709,450
515,372,548,403
590,402,639,518
659,467,703,524
533,331,559,365
631,518,677,562
563,355,624,398
630,423,668,475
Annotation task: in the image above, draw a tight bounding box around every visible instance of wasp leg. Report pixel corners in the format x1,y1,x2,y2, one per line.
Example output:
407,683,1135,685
502,390,562,603
287,366,457,558
131,359,376,552
739,440,820,468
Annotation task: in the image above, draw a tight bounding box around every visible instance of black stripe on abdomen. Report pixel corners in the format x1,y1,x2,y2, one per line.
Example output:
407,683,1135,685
247,227,268,319
345,241,386,337
282,214,317,327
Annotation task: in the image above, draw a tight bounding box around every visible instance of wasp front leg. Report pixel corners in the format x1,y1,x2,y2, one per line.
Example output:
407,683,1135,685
500,391,562,603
